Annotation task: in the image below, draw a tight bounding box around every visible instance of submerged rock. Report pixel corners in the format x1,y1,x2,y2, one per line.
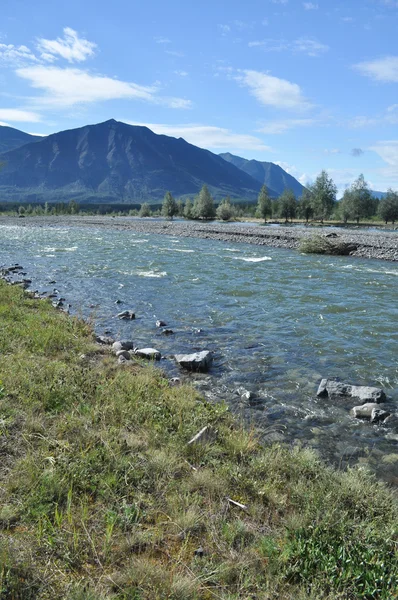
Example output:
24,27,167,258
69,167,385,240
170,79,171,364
174,350,213,372
351,403,391,423
317,379,386,404
135,348,161,361
117,310,135,320
156,319,167,327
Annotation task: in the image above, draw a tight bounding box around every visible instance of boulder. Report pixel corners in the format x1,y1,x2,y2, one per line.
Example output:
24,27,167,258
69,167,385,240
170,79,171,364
350,385,386,403
116,350,131,360
117,310,135,320
351,403,380,419
95,335,115,345
371,408,391,424
317,379,386,404
112,340,134,354
135,348,161,361
162,329,174,335
156,320,167,327
174,351,213,372
118,355,129,364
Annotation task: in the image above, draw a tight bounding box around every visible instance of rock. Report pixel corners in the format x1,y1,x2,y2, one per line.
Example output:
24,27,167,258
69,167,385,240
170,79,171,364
118,355,128,364
241,390,254,402
350,385,386,403
174,350,213,372
162,329,174,335
112,340,134,353
325,232,339,238
351,403,380,419
194,546,204,557
117,310,135,320
135,348,161,361
317,379,386,404
169,377,181,386
115,299,122,304
116,350,131,360
371,408,391,424
156,320,167,327
316,379,351,398
95,335,115,345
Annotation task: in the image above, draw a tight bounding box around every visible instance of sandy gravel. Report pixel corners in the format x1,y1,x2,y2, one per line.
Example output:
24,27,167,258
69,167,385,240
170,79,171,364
2,216,398,261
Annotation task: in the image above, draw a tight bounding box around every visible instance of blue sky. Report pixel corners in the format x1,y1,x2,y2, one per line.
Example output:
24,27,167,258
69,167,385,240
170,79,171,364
1,0,398,194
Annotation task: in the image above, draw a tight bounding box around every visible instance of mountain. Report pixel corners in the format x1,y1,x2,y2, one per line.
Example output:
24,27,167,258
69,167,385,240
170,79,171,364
0,125,41,153
219,152,305,198
371,191,387,200
0,120,264,203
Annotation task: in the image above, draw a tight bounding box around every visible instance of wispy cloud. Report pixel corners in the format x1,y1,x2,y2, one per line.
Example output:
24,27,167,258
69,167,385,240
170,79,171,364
369,140,398,183
271,0,288,4
37,27,96,63
0,43,39,66
218,24,231,35
354,56,398,82
0,108,41,122
351,148,364,157
248,36,329,56
124,121,272,151
154,37,171,44
303,3,318,9
236,70,312,110
16,66,191,109
258,118,317,134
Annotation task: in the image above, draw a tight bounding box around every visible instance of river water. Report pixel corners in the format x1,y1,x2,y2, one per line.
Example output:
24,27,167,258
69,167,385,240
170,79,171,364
1,222,397,483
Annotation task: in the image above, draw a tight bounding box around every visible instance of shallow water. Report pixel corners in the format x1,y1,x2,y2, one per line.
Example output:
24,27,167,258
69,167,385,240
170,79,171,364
1,223,397,482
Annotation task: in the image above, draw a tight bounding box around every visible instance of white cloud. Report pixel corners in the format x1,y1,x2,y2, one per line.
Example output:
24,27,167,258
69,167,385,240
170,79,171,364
236,70,312,110
218,24,231,35
0,108,41,122
370,141,398,170
37,27,96,63
15,65,191,109
271,0,288,4
0,43,38,66
342,16,354,22
274,161,308,184
154,37,171,44
248,37,328,56
293,37,329,56
354,56,398,82
258,118,317,134
174,70,188,77
124,121,272,151
303,2,318,9
324,148,341,154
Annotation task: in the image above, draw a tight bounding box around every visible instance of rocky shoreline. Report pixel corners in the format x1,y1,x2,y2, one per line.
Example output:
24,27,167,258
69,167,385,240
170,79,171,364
2,215,398,261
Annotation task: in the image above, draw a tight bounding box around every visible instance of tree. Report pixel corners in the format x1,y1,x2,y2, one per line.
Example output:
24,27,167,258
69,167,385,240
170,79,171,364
298,187,313,223
310,171,337,222
194,185,215,219
347,174,374,223
256,185,272,222
379,189,398,224
216,196,235,221
139,202,151,217
176,199,185,217
184,198,193,219
339,189,352,224
278,189,297,223
162,191,178,219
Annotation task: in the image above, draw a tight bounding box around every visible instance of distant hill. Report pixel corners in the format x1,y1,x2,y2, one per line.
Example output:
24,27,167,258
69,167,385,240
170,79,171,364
219,152,305,197
371,191,387,200
0,125,41,153
0,120,264,203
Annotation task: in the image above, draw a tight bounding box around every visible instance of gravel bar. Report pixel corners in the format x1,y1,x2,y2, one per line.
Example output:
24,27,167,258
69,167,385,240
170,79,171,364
2,216,398,261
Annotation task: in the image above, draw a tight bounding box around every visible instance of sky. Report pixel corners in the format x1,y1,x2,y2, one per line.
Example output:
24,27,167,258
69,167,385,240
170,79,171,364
1,0,398,195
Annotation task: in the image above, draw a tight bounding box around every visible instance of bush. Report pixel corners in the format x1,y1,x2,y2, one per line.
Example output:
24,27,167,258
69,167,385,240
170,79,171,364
300,235,357,255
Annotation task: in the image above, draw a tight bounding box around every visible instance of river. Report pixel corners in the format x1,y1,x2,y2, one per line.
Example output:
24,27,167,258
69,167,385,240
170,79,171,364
1,221,397,483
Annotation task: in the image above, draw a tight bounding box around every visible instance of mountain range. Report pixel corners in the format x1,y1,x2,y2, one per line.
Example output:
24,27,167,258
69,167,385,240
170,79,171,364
0,120,303,204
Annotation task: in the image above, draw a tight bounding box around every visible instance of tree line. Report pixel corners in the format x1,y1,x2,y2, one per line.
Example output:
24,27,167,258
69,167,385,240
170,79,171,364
3,173,398,224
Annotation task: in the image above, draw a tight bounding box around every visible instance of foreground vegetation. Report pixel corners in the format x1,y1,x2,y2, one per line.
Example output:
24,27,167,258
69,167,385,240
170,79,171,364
0,281,397,599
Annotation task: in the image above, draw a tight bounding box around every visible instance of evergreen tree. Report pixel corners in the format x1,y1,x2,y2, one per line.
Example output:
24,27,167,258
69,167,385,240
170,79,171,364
310,170,337,222
195,185,215,219
256,185,272,222
162,191,178,219
379,189,398,224
184,198,193,219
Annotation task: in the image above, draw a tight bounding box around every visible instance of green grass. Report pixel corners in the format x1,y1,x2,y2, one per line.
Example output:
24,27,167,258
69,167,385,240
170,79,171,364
0,280,397,599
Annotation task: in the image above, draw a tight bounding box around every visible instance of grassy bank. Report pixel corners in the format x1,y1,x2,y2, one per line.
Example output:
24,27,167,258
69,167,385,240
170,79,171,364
0,281,397,599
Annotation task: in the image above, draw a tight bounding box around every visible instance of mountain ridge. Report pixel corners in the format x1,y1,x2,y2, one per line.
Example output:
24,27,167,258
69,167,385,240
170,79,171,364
0,120,302,203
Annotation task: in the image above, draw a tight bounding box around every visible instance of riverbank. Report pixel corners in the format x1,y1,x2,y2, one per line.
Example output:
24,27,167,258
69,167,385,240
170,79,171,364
0,281,397,599
2,215,398,261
